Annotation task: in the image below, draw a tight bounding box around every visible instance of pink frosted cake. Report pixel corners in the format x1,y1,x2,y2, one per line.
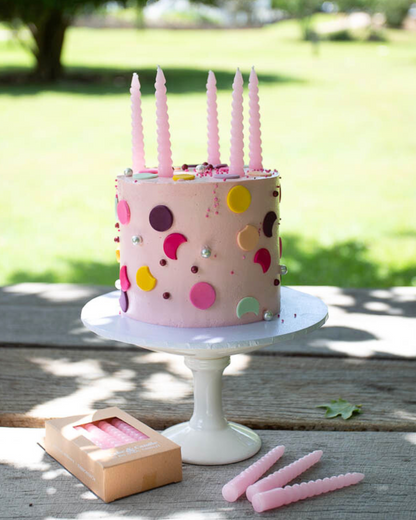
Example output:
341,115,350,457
115,67,284,328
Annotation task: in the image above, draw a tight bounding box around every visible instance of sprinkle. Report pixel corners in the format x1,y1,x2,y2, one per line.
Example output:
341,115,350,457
163,292,170,299
160,259,167,266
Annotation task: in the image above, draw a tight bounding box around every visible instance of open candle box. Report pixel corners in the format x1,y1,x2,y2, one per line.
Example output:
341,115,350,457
43,406,182,502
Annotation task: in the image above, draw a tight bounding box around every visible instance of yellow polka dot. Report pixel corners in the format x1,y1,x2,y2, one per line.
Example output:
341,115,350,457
173,173,195,181
136,266,157,291
227,185,251,213
237,225,259,251
115,247,120,263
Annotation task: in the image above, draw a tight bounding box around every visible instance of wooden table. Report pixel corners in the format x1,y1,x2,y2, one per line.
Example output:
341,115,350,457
1,284,415,519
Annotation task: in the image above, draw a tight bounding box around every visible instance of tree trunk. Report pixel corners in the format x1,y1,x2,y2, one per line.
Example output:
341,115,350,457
29,10,69,82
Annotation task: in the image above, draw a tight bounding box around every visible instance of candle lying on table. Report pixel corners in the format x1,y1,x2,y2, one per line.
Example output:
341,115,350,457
222,445,285,502
252,472,365,513
246,449,323,502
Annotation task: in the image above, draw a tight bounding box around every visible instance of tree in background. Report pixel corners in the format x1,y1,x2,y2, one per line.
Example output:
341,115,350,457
271,0,322,39
0,0,124,81
380,0,412,27
0,0,215,82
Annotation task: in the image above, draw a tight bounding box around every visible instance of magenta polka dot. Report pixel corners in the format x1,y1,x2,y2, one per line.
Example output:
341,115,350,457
120,265,131,291
189,282,216,310
117,200,131,225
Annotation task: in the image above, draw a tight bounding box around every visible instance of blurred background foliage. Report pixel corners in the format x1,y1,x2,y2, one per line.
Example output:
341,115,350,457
0,0,415,287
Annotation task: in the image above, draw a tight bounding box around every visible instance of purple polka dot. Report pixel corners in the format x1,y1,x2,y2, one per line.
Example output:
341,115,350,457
149,205,173,232
119,291,128,312
263,211,277,238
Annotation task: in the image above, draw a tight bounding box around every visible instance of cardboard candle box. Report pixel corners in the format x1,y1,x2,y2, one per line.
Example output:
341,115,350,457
43,407,182,502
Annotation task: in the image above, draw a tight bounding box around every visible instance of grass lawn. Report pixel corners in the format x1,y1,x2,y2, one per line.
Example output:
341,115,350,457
1,18,415,287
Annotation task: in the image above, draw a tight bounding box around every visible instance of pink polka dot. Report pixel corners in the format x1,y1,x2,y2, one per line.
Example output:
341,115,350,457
189,282,216,310
120,265,131,291
117,200,130,225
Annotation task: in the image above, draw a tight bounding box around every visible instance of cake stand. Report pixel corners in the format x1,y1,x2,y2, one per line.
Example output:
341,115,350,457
81,287,328,465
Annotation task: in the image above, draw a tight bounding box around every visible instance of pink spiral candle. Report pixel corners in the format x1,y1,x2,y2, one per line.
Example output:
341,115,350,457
247,450,323,502
98,421,136,445
130,73,146,173
252,472,364,513
111,418,149,441
207,70,221,165
248,67,263,170
229,68,245,177
222,445,285,502
155,66,173,177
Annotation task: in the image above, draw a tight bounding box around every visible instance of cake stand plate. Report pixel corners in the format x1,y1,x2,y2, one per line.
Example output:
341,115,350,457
81,287,328,465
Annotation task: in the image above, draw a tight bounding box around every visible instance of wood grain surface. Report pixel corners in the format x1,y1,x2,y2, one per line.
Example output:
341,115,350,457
1,428,415,519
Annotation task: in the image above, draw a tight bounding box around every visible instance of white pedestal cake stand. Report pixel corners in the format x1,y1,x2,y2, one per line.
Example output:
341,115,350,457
81,287,328,466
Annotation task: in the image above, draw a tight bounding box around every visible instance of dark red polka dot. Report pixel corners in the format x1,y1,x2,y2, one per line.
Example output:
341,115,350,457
191,266,198,274
273,191,278,197
274,279,280,286
163,292,170,299
160,259,167,266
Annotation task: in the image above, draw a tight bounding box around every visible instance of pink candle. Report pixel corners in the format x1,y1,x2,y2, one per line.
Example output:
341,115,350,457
222,445,285,502
247,450,323,502
130,73,146,173
155,66,173,177
252,472,365,513
98,420,136,445
248,67,263,170
207,70,221,165
83,424,121,449
229,68,245,177
111,418,149,441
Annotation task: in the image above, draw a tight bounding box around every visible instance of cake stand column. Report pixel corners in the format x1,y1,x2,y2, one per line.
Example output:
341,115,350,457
162,355,261,465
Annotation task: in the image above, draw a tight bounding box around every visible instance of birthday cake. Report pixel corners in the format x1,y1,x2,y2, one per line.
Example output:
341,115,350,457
114,67,285,328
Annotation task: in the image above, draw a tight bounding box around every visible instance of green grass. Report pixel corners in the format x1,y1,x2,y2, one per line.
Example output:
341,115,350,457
1,18,416,287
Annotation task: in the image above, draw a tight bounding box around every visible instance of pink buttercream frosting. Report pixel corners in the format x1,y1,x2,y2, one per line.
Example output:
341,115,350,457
116,170,281,327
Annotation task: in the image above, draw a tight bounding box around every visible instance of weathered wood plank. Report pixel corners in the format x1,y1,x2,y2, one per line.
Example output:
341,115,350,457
1,284,414,358
1,347,415,431
1,427,415,519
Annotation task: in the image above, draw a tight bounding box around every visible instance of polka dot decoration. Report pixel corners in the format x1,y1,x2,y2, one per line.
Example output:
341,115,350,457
149,205,173,232
189,282,216,310
133,173,158,180
163,233,188,260
115,247,120,263
227,185,251,213
119,291,128,312
253,248,271,274
236,297,260,318
120,265,131,291
173,173,195,181
117,200,131,225
136,266,157,292
237,225,259,251
263,211,277,238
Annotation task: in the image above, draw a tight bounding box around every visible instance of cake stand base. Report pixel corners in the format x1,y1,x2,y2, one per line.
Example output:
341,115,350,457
81,287,328,465
163,356,261,465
